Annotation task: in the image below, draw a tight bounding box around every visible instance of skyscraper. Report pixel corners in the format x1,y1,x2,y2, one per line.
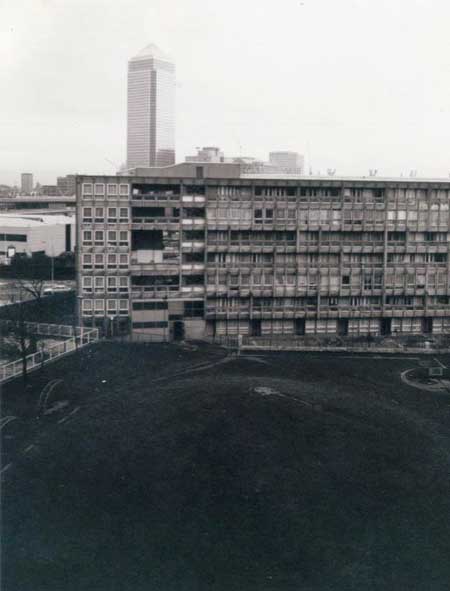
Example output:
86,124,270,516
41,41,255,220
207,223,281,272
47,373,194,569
21,173,33,194
127,43,175,169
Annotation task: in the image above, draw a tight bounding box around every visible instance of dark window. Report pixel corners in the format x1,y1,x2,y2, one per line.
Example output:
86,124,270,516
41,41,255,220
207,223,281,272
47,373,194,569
184,301,204,317
183,252,204,263
131,230,164,250
132,302,168,311
132,321,168,329
3,234,27,242
183,230,204,240
183,274,204,286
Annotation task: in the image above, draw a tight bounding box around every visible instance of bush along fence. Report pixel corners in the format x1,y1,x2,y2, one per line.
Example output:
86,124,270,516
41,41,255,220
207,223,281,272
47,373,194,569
0,322,99,384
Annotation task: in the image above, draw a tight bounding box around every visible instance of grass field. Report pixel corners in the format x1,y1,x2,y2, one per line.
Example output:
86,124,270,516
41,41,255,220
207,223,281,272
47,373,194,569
2,343,450,591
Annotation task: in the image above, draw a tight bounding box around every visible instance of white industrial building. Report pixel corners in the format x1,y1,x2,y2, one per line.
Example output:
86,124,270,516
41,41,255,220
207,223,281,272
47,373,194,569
0,214,75,264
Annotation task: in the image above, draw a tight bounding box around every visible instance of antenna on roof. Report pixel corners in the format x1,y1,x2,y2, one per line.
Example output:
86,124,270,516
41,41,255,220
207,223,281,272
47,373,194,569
369,169,378,177
327,168,336,176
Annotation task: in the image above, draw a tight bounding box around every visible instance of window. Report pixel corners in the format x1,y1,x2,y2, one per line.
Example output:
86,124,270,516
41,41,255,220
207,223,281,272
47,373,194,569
82,300,93,314
94,254,104,269
83,207,92,222
119,299,129,314
94,299,105,313
196,167,204,180
119,231,128,245
82,183,93,196
254,209,263,223
82,276,93,292
95,207,104,221
132,301,168,311
119,276,129,292
107,184,117,195
342,275,350,286
132,321,168,329
107,299,118,313
107,253,117,268
107,277,117,292
94,276,105,293
185,301,204,317
119,207,129,222
108,207,117,222
119,184,129,196
5,234,27,242
108,231,117,245
94,230,104,245
94,184,105,196
119,254,128,268
83,230,92,245
82,254,92,269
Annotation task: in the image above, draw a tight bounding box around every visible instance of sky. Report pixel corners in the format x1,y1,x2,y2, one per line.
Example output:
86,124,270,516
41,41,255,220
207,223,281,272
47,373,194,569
1,0,450,185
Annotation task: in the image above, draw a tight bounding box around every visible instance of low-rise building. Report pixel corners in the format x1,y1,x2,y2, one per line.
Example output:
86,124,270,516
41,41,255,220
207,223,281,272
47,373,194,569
0,214,75,264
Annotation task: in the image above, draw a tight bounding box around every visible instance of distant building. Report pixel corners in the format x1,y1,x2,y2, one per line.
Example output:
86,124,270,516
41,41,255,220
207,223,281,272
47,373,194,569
127,43,176,169
0,214,75,264
21,173,33,194
57,175,76,195
186,147,225,163
269,151,304,174
40,185,59,196
184,148,304,175
0,196,75,215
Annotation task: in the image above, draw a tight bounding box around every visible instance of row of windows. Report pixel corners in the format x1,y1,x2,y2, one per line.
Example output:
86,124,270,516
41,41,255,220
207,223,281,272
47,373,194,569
207,230,450,243
0,233,27,242
82,207,129,222
208,295,450,310
82,183,129,196
132,321,168,329
206,208,450,224
132,301,168,310
82,299,129,314
82,276,129,292
82,253,129,269
206,252,448,265
82,230,129,246
206,271,448,289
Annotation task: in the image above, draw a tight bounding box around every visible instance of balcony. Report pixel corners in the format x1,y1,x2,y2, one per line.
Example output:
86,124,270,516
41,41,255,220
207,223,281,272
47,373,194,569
182,195,205,204
181,218,205,228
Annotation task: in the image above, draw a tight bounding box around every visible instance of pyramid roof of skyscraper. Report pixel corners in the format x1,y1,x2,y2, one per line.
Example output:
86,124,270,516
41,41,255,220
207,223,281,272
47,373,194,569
130,43,172,63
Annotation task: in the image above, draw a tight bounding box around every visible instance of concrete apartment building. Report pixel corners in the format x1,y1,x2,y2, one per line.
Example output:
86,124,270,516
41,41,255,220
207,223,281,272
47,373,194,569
76,163,450,340
126,44,176,169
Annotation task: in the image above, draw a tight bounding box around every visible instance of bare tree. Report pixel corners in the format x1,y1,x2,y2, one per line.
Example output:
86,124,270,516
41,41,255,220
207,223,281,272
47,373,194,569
0,295,40,385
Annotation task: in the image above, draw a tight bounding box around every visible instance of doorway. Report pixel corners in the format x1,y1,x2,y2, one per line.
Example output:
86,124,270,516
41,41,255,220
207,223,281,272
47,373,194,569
337,319,349,336
380,318,392,336
173,321,184,341
422,317,433,335
295,318,305,336
250,319,261,337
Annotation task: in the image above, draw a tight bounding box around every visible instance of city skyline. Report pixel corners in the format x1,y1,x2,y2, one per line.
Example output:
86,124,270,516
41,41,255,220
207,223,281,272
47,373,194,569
2,0,450,185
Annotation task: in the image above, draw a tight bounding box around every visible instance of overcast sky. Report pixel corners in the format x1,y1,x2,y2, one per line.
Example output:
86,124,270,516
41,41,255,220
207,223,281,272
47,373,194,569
1,0,449,185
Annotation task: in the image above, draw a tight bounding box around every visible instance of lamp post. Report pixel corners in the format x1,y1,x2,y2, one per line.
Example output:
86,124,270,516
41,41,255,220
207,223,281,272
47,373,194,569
109,315,115,338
